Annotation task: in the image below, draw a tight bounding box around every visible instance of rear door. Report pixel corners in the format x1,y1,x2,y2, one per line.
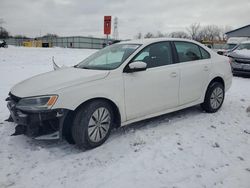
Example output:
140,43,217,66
173,41,211,105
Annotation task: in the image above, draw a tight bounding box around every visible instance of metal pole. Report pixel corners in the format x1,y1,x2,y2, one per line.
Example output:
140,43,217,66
105,34,109,64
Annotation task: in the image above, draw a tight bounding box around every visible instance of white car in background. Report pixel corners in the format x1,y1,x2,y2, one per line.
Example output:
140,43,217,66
6,38,232,149
217,37,249,56
228,40,250,75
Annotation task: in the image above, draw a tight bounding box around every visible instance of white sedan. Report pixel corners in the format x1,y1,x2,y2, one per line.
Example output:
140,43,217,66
7,38,232,149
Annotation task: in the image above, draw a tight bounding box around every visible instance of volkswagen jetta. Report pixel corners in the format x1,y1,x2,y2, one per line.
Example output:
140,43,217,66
6,38,232,149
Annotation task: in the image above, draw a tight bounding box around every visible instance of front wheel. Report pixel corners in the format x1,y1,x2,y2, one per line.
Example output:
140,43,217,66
201,82,225,113
72,100,114,149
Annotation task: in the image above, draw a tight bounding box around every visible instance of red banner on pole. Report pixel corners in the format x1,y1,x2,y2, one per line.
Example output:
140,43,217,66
104,16,111,35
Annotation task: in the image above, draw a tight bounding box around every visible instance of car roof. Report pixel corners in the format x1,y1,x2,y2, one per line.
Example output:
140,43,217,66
241,40,250,44
119,38,200,45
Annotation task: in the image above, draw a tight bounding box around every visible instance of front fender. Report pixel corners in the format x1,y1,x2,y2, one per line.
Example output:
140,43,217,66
52,77,126,122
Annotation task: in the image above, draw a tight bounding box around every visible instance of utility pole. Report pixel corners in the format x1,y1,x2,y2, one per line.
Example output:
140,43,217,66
113,17,119,40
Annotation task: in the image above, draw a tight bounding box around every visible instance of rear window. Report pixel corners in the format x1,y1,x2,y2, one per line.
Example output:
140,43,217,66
200,47,210,59
174,41,210,62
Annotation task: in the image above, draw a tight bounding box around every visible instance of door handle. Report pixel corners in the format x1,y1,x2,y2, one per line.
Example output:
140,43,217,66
204,66,209,71
171,72,177,77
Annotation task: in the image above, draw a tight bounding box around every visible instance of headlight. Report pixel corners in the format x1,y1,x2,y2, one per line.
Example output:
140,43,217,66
229,57,235,64
16,95,58,111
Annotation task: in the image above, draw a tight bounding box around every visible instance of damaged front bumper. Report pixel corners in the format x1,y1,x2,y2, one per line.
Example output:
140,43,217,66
6,94,69,140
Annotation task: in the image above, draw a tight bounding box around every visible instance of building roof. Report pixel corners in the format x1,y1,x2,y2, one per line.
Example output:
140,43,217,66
226,24,250,34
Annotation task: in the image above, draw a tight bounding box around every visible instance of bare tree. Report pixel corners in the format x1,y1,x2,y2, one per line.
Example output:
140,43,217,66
198,25,221,41
219,25,233,41
144,32,154,38
42,33,58,38
0,18,10,38
0,27,9,38
169,31,189,39
134,32,143,39
187,23,200,40
139,24,231,42
0,18,5,27
155,31,165,38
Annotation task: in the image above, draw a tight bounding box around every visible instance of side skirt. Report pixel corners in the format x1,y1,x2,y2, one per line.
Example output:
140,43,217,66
121,99,203,127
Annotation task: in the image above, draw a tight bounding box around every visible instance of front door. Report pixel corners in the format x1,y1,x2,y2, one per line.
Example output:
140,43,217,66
123,42,180,121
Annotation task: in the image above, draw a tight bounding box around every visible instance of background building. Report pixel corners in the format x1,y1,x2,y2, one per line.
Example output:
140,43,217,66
1,36,113,49
226,24,250,38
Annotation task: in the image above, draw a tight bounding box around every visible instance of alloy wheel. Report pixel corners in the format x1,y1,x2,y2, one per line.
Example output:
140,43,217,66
88,107,111,143
210,87,224,110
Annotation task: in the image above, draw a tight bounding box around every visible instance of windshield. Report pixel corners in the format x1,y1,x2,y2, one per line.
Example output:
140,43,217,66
213,44,225,50
216,43,236,50
224,43,237,50
235,43,250,50
76,43,140,70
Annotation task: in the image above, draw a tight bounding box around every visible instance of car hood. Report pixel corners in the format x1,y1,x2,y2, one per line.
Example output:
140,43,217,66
11,67,109,97
229,49,250,59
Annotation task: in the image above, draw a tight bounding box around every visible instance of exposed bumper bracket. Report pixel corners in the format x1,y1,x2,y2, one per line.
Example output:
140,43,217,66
35,131,59,140
5,115,14,122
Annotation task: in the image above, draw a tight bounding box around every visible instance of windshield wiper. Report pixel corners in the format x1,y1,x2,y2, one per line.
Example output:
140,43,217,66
81,67,91,69
74,65,91,69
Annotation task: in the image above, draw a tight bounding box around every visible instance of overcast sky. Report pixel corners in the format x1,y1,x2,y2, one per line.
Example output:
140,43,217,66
0,0,250,39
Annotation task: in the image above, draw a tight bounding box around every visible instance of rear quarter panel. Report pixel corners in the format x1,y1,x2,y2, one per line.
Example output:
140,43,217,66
209,53,232,92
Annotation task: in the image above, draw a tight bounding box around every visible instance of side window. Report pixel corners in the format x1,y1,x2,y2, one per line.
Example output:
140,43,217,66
132,42,173,68
200,47,211,59
174,41,202,62
134,51,149,61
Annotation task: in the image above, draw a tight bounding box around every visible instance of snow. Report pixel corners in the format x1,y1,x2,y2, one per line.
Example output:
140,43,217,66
1,46,250,188
233,49,250,58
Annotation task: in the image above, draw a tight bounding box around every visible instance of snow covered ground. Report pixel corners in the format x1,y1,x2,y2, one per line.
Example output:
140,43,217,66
0,46,250,188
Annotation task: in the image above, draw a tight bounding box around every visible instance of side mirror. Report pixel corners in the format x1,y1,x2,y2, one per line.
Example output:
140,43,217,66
217,51,224,55
125,61,147,73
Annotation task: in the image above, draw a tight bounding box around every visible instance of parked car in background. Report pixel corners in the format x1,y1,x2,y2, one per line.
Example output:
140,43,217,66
228,41,250,75
6,38,232,149
217,37,249,56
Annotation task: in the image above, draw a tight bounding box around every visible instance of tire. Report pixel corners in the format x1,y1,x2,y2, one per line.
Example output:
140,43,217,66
64,132,75,144
201,82,225,113
72,100,114,149
63,115,75,144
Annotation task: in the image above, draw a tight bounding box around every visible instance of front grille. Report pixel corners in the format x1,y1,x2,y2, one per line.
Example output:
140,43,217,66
9,93,21,103
235,58,250,64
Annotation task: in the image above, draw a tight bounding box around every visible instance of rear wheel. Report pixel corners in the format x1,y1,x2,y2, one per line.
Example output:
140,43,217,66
72,100,114,149
201,82,225,113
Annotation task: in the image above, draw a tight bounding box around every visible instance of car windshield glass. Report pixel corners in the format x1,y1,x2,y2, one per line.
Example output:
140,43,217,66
224,43,237,50
236,43,250,50
76,43,140,70
213,44,225,49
